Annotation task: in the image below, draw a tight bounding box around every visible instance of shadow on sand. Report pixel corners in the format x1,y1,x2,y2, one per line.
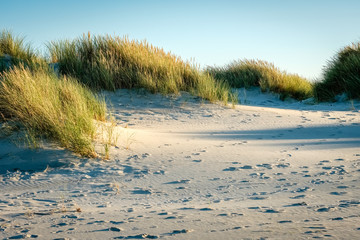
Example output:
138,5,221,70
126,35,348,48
0,139,76,174
177,125,360,149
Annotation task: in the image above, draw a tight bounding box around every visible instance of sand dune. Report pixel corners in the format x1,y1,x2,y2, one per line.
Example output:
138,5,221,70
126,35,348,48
1,88,360,239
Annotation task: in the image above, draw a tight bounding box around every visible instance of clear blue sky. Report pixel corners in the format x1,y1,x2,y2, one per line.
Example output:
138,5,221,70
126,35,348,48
1,0,360,80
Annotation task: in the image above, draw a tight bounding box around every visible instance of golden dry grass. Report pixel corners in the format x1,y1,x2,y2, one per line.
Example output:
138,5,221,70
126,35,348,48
48,33,236,104
0,66,106,157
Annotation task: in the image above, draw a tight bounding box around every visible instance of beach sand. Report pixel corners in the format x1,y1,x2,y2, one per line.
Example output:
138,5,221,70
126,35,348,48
1,88,360,239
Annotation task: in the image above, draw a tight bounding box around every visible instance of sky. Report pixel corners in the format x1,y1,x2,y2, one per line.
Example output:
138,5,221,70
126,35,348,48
1,0,360,80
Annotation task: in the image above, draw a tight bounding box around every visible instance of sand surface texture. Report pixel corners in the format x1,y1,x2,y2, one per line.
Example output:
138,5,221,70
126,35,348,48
1,88,360,239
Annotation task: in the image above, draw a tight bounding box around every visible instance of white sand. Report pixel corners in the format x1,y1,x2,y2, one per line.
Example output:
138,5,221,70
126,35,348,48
1,88,360,239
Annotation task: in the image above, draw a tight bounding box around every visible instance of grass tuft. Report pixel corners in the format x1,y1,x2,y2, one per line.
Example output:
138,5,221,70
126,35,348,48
207,59,313,100
0,30,46,72
314,42,360,101
48,33,236,104
0,66,107,157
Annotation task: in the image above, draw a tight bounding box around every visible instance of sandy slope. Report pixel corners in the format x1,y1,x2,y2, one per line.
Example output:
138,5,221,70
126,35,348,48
1,88,360,240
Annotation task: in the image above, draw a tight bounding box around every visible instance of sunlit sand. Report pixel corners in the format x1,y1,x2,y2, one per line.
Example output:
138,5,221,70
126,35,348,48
1,88,359,239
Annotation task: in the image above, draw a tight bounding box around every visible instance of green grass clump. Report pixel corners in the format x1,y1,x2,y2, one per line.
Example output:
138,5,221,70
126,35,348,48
0,66,107,157
48,33,235,104
314,42,360,101
207,59,313,100
0,30,46,72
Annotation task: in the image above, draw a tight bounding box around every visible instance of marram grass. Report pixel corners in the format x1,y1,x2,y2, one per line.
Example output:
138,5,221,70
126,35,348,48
314,42,360,101
48,33,236,104
0,30,46,72
207,59,313,101
11,30,360,157
0,66,107,157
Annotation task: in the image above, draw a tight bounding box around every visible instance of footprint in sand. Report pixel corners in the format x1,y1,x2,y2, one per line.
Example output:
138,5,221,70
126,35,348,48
192,159,202,163
168,229,193,235
249,172,269,179
239,165,253,170
311,179,327,184
165,179,190,184
223,167,239,171
317,207,336,212
109,227,122,232
210,177,220,181
335,158,345,162
263,209,284,213
157,212,171,216
329,192,347,195
284,202,307,207
293,187,311,193
278,220,293,223
276,163,290,168
257,163,273,169
223,164,254,171
110,220,126,225
199,207,214,211
131,188,152,195
153,170,165,175
249,196,268,200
